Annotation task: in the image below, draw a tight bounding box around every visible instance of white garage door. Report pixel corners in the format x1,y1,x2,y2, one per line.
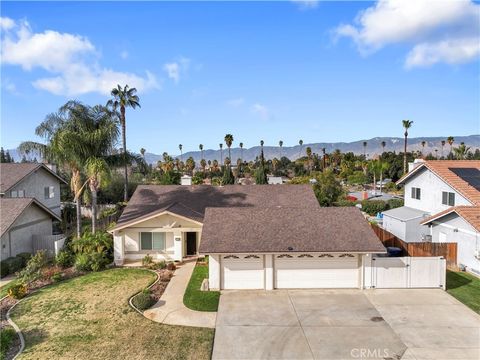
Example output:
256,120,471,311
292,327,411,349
275,254,359,289
221,254,264,289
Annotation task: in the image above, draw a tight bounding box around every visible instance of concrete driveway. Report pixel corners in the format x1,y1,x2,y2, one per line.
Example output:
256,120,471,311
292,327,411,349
213,289,480,360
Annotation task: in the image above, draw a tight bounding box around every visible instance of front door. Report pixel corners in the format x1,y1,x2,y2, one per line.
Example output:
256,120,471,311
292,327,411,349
186,232,197,256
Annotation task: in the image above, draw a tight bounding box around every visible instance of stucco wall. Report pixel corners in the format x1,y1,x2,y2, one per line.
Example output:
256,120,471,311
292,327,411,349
382,215,407,240
1,205,53,258
430,214,480,274
404,168,471,213
8,167,61,215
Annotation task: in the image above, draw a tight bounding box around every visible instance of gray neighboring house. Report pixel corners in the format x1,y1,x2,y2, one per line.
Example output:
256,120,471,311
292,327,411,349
1,198,61,258
0,163,66,258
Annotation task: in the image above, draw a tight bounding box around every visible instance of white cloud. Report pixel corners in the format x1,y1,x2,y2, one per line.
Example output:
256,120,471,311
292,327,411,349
291,1,319,10
251,103,271,120
163,56,190,83
334,0,480,68
227,98,245,107
0,17,15,31
0,18,159,95
2,78,19,95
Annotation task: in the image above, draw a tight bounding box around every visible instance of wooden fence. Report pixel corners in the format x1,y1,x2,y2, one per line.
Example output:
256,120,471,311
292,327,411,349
371,224,458,270
33,234,66,256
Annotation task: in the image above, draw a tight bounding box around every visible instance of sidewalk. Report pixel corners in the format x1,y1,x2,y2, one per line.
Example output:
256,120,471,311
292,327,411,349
144,260,217,328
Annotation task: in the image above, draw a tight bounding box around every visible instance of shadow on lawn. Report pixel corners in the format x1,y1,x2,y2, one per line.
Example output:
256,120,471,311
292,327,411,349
446,271,472,290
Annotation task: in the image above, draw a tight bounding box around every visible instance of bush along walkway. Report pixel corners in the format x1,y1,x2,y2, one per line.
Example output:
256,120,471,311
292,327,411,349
144,260,217,328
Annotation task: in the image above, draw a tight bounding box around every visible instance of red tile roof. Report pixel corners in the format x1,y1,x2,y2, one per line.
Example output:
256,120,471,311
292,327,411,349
421,205,480,232
397,160,480,205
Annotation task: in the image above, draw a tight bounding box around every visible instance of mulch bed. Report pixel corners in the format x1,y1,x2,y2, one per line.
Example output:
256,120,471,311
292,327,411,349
149,269,174,302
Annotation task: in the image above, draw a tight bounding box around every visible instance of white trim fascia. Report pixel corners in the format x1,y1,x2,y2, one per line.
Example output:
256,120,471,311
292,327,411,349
430,220,478,237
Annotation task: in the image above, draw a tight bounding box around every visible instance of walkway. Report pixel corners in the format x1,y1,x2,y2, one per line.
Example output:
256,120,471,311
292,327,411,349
0,274,16,289
144,260,217,328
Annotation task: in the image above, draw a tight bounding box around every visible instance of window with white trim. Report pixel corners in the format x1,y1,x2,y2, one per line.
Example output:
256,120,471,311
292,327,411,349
140,232,166,251
442,192,455,206
44,186,55,199
411,187,421,200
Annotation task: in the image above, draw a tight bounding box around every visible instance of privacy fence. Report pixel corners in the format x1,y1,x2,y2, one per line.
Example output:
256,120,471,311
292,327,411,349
371,224,458,270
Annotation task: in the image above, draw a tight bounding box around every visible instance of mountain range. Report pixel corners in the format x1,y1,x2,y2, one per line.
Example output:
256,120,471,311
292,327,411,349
6,135,479,164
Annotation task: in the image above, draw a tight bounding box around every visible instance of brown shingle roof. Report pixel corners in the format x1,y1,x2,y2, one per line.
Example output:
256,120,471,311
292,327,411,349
421,205,480,232
0,163,66,193
0,198,60,236
113,185,320,230
199,207,386,254
397,160,480,205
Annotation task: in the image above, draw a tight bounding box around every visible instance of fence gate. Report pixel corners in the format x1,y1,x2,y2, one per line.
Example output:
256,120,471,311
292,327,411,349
371,257,446,289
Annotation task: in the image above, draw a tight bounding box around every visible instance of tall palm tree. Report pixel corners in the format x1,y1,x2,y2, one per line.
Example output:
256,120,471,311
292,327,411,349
140,148,146,159
362,141,367,159
84,158,110,234
260,140,264,153
402,120,413,174
179,144,183,162
379,161,389,194
239,142,244,162
219,143,223,165
434,149,438,159
279,140,283,158
322,147,327,169
306,147,312,174
453,143,470,160
380,141,386,154
421,141,426,157
199,144,204,162
298,139,303,159
440,140,445,158
224,134,234,168
447,136,455,157
107,84,140,202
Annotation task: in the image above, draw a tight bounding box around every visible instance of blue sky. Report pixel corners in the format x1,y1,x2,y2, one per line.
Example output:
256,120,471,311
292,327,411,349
1,1,479,155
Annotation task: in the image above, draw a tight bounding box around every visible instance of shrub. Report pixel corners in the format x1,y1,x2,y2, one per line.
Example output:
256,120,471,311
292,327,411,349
361,200,388,216
4,257,23,274
8,283,27,299
89,252,109,272
384,181,397,192
334,198,358,207
132,289,155,310
18,250,49,284
387,198,404,210
0,261,9,278
166,262,176,271
149,261,166,270
142,254,153,266
74,253,91,272
16,252,32,267
99,206,117,219
52,272,63,282
71,232,113,258
159,271,173,282
1,327,16,358
55,250,73,268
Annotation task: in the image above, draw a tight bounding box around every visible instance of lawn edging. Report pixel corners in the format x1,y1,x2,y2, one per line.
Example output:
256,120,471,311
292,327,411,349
6,297,26,360
128,269,160,315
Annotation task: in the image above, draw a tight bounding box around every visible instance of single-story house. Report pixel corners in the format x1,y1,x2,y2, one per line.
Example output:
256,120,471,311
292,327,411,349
111,184,387,289
1,198,61,258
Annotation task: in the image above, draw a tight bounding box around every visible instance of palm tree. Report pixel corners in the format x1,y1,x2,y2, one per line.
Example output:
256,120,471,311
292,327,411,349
260,140,264,156
306,147,312,174
219,143,223,165
107,84,140,202
224,134,234,168
402,120,413,174
298,139,303,159
434,149,438,159
279,140,283,158
140,148,146,159
453,143,470,160
447,136,455,157
379,161,389,194
179,144,183,162
421,141,426,157
322,147,327,169
239,142,244,162
199,144,204,162
185,156,195,175
440,140,445,158
362,141,367,159
380,141,386,154
200,158,207,173
84,157,110,234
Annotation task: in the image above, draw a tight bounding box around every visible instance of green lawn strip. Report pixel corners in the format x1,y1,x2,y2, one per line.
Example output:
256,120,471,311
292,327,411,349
183,263,220,312
0,279,20,299
1,326,16,360
446,270,480,314
9,268,214,359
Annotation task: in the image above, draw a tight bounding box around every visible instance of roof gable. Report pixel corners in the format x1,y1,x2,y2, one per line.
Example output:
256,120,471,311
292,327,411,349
0,163,66,193
421,206,480,232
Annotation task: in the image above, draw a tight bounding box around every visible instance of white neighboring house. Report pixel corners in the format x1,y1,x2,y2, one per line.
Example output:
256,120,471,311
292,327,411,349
382,160,480,275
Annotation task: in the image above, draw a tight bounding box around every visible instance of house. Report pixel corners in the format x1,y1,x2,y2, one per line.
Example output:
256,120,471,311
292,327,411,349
1,198,61,258
0,163,66,216
382,160,480,274
110,184,386,289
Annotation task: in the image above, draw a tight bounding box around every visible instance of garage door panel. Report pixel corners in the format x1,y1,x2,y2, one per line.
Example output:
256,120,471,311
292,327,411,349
222,255,264,290
275,255,359,289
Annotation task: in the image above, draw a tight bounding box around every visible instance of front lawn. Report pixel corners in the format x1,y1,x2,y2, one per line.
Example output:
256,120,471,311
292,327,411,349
183,262,220,312
1,326,16,360
10,268,214,359
446,270,480,314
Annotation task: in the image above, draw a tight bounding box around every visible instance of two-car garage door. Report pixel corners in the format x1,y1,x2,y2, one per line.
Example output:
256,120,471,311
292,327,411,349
220,253,360,289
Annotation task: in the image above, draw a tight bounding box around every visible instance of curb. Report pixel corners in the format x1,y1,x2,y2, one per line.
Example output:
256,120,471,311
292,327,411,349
128,269,160,315
6,297,26,360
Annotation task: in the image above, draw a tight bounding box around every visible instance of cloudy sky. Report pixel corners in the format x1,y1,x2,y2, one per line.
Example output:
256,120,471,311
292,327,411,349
1,1,479,154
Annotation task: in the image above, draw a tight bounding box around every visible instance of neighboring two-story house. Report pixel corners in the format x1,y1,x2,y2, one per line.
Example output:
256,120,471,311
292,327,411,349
382,160,480,274
0,163,66,258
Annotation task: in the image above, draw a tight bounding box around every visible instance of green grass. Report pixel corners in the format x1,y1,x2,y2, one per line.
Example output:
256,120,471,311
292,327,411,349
183,263,220,312
0,279,20,299
10,268,214,359
446,270,480,313
1,326,16,360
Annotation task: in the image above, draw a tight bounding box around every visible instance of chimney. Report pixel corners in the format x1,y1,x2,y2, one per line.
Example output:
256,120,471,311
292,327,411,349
181,175,192,186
